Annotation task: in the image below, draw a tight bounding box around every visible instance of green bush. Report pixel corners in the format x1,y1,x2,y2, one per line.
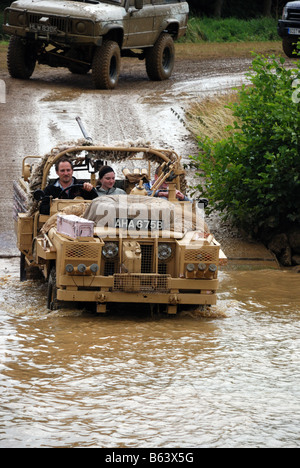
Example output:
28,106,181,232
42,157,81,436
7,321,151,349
181,16,279,43
192,54,300,238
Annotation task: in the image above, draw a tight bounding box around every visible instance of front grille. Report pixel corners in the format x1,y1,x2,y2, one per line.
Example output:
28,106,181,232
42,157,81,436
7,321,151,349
104,261,117,277
141,244,153,273
184,246,219,263
113,274,170,293
28,14,68,32
64,243,101,271
288,9,300,21
65,244,100,259
158,263,167,275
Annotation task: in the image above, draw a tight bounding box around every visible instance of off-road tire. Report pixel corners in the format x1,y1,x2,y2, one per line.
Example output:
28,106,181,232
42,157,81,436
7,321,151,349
146,33,175,81
92,41,121,90
47,267,59,311
7,36,37,79
282,38,299,58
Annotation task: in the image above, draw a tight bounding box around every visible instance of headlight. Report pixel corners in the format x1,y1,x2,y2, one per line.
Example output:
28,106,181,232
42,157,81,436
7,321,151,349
72,19,94,35
66,264,74,273
17,13,26,25
78,264,87,273
7,10,26,26
75,21,87,34
282,7,288,20
158,243,172,261
102,242,119,259
90,264,99,274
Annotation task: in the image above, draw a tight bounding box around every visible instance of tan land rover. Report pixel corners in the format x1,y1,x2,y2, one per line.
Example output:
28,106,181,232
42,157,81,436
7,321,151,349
13,135,227,315
3,0,189,89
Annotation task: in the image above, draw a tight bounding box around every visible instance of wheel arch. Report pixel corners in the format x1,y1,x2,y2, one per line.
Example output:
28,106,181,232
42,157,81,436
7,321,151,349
102,26,124,48
161,20,180,40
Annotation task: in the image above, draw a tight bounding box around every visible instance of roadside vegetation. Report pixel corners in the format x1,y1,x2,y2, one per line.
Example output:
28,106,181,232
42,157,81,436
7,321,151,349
189,54,300,242
180,16,279,43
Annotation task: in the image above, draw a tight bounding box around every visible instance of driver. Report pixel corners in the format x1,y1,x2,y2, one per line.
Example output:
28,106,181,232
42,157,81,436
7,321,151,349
39,158,98,215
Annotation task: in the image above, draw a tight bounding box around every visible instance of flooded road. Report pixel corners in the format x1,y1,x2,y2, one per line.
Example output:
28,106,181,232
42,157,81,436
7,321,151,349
0,259,299,448
0,53,299,448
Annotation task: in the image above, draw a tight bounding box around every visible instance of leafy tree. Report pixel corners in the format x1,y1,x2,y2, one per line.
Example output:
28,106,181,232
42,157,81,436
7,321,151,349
192,54,300,239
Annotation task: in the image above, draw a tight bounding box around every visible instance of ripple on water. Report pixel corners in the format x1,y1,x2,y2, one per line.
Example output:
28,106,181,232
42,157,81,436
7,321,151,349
0,266,300,447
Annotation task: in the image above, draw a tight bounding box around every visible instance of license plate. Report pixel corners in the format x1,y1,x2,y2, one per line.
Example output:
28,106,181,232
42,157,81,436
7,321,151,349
115,218,164,230
288,28,300,35
29,23,57,34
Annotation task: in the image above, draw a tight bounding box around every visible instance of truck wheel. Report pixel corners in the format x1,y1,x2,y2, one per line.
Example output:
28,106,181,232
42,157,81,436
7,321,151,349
7,36,37,79
282,38,299,58
47,268,59,311
146,33,175,81
92,41,121,89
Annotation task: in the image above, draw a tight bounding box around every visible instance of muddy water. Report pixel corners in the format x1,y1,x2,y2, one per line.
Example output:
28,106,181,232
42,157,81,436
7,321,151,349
0,259,299,448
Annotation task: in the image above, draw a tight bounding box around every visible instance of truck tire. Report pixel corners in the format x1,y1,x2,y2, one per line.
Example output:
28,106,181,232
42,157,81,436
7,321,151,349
146,33,175,81
92,41,121,90
7,36,37,79
282,38,299,58
47,268,59,311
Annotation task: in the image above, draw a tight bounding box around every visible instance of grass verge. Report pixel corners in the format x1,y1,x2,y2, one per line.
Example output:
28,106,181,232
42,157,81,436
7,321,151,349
175,41,283,60
182,16,279,43
185,93,239,142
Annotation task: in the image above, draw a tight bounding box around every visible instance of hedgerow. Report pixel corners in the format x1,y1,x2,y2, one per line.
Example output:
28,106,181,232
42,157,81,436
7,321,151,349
192,54,300,238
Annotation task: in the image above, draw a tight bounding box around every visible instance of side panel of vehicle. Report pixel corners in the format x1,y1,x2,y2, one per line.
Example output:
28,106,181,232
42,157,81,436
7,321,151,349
124,0,156,48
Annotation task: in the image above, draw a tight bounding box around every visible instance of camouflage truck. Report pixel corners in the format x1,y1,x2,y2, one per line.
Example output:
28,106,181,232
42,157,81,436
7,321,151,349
14,137,227,315
3,0,189,89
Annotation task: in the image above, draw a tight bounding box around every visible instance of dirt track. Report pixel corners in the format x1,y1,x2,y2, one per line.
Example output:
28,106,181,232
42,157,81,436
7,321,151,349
0,48,279,265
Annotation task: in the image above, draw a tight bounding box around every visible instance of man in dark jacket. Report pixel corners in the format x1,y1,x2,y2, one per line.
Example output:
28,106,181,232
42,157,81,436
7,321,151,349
40,158,98,215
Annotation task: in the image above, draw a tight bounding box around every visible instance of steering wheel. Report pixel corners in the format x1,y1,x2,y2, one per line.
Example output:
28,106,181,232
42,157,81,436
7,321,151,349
58,184,98,199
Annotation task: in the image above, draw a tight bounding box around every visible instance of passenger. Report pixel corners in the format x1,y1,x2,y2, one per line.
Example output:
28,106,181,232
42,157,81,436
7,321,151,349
96,166,126,196
40,158,97,215
145,167,190,201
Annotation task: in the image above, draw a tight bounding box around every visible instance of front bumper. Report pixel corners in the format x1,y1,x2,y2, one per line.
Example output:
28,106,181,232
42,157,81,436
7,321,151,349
3,23,102,45
278,19,300,38
57,275,219,306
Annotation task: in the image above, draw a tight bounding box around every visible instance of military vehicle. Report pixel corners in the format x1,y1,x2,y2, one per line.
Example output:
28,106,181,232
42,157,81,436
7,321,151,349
13,121,226,315
3,0,189,89
278,1,300,57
